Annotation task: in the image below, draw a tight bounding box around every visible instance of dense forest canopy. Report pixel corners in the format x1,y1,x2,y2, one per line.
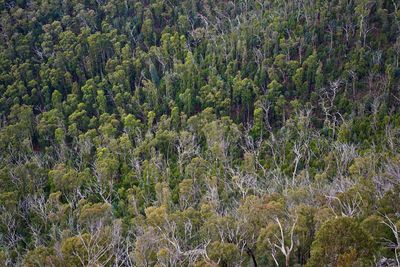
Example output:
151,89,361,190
0,0,400,266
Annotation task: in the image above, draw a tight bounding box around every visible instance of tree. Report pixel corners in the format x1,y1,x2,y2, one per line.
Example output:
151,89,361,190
23,246,59,266
307,217,375,267
48,164,84,205
381,214,400,266
258,215,298,267
208,241,240,267
0,0,399,265
61,221,123,266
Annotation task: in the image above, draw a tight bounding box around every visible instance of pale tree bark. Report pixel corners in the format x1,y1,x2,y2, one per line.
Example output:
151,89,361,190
267,216,298,267
382,214,400,267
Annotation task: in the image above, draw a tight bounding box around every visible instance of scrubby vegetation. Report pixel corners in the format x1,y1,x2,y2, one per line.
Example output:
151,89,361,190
1,0,400,266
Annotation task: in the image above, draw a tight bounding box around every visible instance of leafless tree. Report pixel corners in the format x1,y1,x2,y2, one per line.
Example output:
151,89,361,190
155,218,211,266
385,124,400,151
267,216,298,267
319,79,341,131
326,21,336,57
0,207,22,250
325,193,363,217
229,168,260,198
259,98,273,132
241,127,267,177
89,163,114,206
176,131,199,175
332,142,358,179
291,143,302,186
381,214,400,267
72,220,124,266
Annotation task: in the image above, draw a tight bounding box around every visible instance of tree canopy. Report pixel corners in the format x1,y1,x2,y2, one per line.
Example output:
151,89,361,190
0,0,400,266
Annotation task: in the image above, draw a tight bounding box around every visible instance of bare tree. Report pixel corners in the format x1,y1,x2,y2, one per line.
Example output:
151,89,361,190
267,216,298,267
0,207,22,250
176,131,199,175
291,143,302,186
229,168,260,198
241,126,267,177
325,193,363,217
319,79,341,133
72,220,124,266
332,142,358,179
381,214,400,267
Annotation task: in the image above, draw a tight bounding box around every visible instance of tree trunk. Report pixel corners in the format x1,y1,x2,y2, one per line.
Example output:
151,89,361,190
246,248,258,267
285,254,290,267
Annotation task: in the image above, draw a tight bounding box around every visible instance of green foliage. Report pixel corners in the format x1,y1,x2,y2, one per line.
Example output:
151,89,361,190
307,217,375,267
0,0,399,265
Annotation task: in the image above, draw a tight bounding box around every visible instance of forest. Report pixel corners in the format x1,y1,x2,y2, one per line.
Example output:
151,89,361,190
0,0,400,266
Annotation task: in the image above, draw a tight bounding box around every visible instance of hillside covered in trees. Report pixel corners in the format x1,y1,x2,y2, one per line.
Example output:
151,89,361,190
1,0,400,266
